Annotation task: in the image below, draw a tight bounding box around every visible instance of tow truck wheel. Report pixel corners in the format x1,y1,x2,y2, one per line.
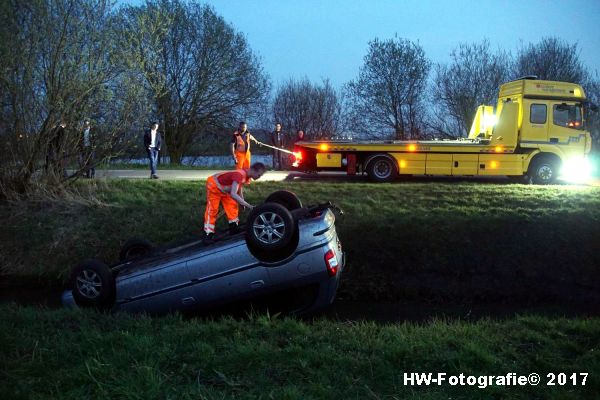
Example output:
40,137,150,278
265,190,302,211
71,259,115,309
246,203,295,251
367,156,397,182
528,156,559,184
119,238,154,262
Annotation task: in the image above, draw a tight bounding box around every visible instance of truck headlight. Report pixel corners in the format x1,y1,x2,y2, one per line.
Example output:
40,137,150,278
560,157,593,183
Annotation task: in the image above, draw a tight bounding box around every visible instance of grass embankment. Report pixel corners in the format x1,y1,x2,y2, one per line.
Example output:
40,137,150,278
1,180,599,303
1,304,598,399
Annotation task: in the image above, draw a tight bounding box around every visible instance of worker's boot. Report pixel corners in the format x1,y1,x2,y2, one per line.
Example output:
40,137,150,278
203,232,215,245
229,222,241,235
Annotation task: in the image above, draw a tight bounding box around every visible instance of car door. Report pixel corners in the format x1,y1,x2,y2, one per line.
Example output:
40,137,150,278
185,240,269,308
116,255,197,314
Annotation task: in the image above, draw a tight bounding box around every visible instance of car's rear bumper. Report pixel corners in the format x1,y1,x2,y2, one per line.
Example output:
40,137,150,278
299,250,345,315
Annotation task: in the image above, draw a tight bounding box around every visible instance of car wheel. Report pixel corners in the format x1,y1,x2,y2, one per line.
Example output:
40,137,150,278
528,156,559,184
367,156,397,182
71,259,115,309
246,203,295,251
264,190,303,211
119,238,154,262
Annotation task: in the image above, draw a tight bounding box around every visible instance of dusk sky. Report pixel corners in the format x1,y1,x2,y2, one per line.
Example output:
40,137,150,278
124,0,600,89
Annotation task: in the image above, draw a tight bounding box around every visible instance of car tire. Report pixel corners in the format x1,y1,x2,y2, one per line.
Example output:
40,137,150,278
119,238,154,262
246,203,295,251
71,259,115,309
528,156,559,184
367,156,397,182
265,190,303,211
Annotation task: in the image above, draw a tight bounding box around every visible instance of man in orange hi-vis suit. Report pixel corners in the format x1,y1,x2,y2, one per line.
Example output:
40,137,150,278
231,121,258,169
203,162,267,244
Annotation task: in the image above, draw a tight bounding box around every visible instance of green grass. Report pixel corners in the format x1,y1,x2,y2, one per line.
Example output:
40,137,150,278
0,304,598,399
1,182,599,398
1,180,599,302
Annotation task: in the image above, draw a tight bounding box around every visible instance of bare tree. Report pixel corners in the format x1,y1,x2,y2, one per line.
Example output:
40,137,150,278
120,0,270,164
0,0,135,196
583,73,600,148
431,40,510,137
272,78,344,139
345,37,430,140
513,37,588,83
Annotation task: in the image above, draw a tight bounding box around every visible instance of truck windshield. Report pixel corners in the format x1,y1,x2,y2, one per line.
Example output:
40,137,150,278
553,103,583,130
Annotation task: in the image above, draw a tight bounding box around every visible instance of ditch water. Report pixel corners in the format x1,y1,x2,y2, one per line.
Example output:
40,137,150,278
1,283,598,323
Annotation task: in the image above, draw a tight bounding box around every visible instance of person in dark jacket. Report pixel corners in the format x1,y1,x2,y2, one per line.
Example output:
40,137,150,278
289,129,306,167
143,121,162,179
294,129,305,144
270,122,286,170
46,120,67,177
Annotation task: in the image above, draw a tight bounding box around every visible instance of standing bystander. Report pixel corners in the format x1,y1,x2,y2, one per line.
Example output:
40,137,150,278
143,121,162,179
270,122,286,170
78,120,95,178
46,119,67,177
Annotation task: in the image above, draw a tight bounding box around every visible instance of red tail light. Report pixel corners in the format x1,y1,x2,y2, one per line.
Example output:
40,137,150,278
324,249,339,277
292,149,303,167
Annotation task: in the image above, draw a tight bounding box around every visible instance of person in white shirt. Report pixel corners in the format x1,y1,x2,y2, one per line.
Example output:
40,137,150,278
143,121,162,179
78,120,95,178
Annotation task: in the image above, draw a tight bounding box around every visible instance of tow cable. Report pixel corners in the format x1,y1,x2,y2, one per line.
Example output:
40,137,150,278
254,139,297,156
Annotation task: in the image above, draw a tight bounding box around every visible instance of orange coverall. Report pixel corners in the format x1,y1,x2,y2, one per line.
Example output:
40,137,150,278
233,131,252,169
204,169,249,234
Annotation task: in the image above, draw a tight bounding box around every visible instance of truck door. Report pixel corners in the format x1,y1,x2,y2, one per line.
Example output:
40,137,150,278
522,102,548,143
548,102,585,147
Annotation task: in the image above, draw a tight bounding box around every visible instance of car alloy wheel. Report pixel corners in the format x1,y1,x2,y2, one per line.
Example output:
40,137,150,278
253,212,286,244
264,190,303,211
119,238,154,262
76,269,103,299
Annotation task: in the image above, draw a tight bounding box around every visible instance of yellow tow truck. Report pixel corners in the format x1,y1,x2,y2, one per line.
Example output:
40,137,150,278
292,77,593,184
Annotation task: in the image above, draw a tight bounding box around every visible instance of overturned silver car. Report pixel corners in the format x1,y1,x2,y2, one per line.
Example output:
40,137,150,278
62,191,345,315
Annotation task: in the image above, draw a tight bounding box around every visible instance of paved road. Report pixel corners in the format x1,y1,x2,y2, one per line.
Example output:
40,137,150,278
93,169,352,182
92,169,600,186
